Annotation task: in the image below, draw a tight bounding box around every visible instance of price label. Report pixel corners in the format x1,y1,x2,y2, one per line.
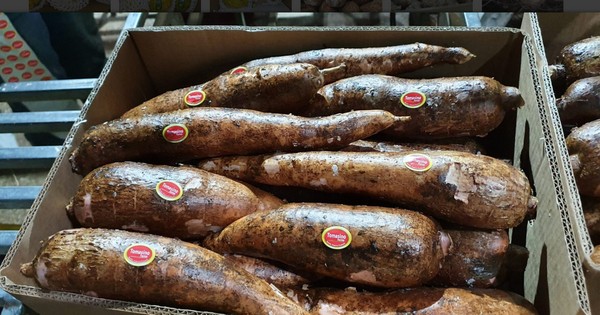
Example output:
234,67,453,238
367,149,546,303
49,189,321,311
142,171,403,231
322,226,352,250
162,124,188,143
403,154,433,172
124,244,156,267
184,90,206,107
400,91,426,109
156,180,183,201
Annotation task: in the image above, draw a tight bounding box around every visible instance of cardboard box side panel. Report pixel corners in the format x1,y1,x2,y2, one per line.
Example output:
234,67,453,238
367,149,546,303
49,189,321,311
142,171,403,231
129,27,524,93
80,32,157,122
517,36,590,314
16,294,141,315
6,291,222,315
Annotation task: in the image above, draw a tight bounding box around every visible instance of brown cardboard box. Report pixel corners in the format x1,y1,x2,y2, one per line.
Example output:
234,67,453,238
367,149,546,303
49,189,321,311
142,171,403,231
0,25,589,314
533,12,600,314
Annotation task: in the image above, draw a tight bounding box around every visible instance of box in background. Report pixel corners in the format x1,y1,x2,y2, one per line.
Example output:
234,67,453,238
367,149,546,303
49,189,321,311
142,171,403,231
533,12,600,314
0,25,590,314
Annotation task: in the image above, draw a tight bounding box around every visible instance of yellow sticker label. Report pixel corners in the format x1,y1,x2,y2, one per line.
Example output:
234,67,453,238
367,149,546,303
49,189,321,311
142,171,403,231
184,90,206,107
403,154,433,172
322,226,352,250
124,244,156,267
400,91,427,109
156,180,183,201
162,124,189,143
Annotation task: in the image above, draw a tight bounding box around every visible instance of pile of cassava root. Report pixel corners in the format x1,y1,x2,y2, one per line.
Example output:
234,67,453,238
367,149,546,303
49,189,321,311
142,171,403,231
21,42,539,315
553,36,600,252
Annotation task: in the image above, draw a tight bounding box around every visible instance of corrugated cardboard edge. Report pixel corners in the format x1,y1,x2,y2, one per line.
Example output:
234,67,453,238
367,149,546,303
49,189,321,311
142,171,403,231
520,13,591,314
126,24,519,33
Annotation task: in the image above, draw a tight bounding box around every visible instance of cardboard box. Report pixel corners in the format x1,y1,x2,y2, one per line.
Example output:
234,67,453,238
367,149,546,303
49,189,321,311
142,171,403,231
0,25,589,314
533,12,600,314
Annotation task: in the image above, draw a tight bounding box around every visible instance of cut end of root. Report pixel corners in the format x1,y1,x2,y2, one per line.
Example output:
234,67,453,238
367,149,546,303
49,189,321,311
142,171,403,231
570,154,581,176
502,86,525,110
527,196,538,219
549,64,566,82
68,151,82,175
20,262,34,278
439,231,453,257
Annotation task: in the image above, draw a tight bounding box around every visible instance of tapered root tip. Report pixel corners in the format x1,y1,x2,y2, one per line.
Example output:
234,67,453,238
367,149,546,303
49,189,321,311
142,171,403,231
549,64,566,82
449,47,476,64
20,262,34,278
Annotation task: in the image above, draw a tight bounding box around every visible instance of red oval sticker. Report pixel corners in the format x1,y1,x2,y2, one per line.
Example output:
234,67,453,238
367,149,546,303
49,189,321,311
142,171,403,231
162,124,188,143
230,66,248,75
403,154,433,172
322,226,352,250
124,244,156,267
4,31,15,40
156,180,183,201
400,91,427,109
184,90,206,107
